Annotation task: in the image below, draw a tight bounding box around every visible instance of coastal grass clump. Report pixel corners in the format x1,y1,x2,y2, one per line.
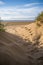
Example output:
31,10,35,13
0,22,5,32
35,11,43,27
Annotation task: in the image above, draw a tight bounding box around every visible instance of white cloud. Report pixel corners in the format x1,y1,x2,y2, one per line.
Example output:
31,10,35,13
24,3,39,7
0,3,43,20
24,2,43,7
0,1,5,5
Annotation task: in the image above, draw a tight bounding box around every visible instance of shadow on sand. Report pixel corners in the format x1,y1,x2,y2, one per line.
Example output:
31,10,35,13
0,31,43,65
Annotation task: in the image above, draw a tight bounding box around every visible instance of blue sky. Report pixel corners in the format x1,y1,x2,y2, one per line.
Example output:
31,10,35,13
0,0,43,20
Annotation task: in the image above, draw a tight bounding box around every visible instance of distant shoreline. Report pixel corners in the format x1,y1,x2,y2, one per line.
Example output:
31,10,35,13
1,21,34,26
1,20,34,22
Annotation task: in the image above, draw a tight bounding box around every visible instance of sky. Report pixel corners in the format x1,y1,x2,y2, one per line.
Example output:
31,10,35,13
0,0,43,20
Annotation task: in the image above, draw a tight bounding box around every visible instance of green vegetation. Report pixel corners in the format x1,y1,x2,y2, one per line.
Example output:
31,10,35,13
0,22,5,32
36,11,43,21
36,11,43,26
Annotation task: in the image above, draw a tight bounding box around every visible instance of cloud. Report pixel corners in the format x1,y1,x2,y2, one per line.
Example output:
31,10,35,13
0,1,5,5
24,3,39,7
0,3,43,20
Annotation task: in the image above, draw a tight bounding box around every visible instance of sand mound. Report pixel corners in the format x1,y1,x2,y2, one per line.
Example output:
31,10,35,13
0,22,43,65
5,22,43,43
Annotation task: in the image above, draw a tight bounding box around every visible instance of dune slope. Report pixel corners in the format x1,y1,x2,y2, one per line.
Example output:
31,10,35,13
0,22,43,65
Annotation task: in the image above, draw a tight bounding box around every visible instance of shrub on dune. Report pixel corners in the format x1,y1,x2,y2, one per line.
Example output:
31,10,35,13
0,22,5,32
36,11,43,26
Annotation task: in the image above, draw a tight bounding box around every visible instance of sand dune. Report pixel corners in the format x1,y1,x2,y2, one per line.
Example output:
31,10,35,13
0,22,43,65
5,22,43,43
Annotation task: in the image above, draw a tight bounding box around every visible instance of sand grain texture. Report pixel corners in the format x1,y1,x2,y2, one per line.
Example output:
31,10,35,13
0,22,43,65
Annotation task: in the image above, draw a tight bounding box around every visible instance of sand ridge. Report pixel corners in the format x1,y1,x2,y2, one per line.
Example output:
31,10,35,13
0,22,43,65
